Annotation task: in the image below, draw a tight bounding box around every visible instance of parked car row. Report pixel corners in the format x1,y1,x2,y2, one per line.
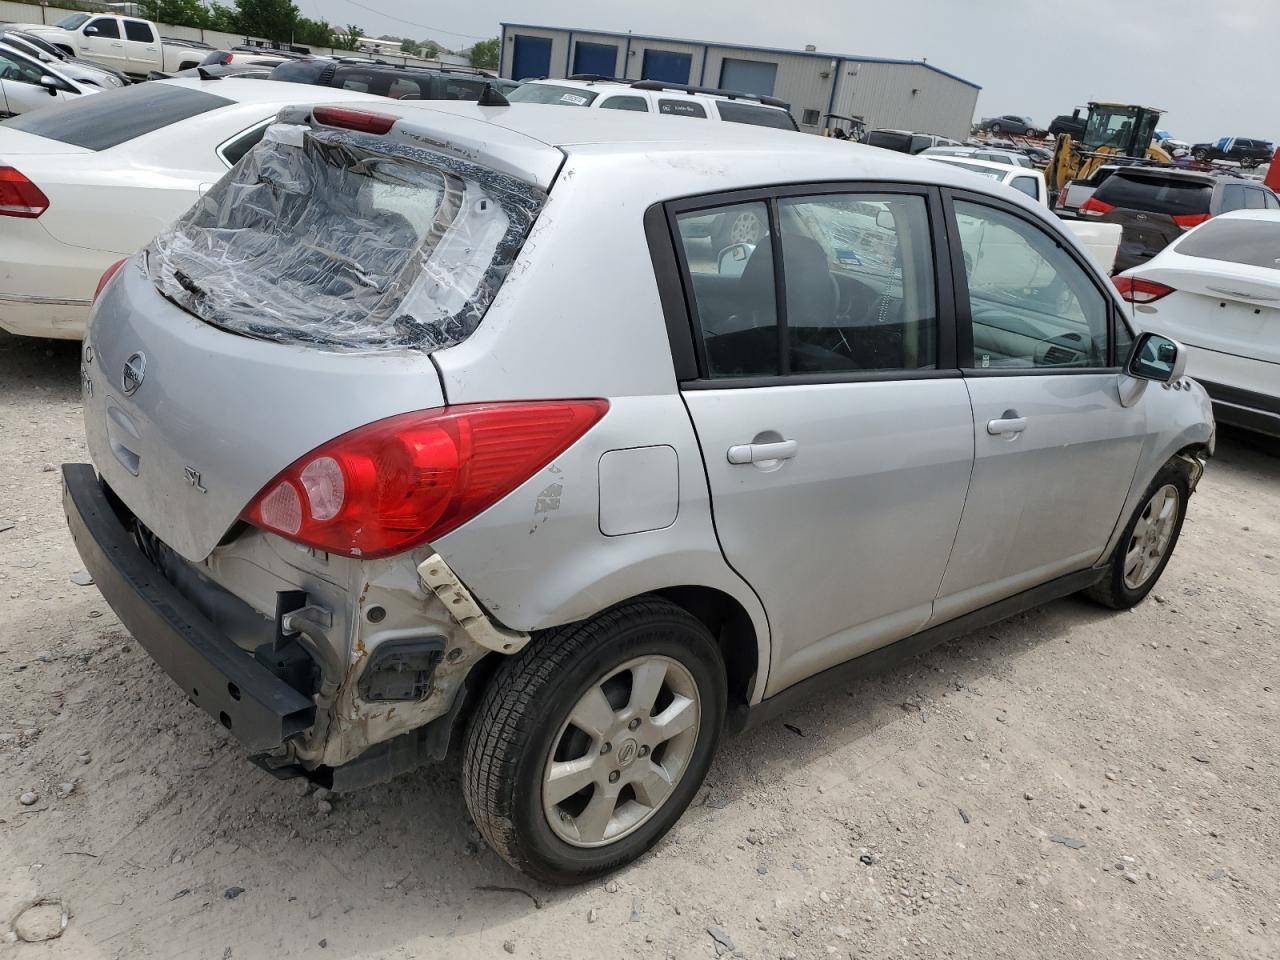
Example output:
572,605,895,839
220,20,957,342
1077,166,1279,271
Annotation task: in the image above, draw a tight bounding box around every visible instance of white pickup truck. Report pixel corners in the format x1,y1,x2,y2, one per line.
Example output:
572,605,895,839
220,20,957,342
12,14,213,78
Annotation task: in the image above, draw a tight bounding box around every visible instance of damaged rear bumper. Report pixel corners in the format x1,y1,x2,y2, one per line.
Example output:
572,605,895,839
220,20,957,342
61,463,316,753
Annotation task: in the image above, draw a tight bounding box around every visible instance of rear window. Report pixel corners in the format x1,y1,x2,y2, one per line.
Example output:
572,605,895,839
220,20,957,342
866,131,910,151
1094,173,1212,217
146,123,546,352
1175,217,1280,270
506,84,597,106
5,84,231,151
715,101,797,130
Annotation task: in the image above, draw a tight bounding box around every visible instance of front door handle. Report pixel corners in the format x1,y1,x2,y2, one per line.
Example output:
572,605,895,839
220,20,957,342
986,414,1027,436
727,439,798,464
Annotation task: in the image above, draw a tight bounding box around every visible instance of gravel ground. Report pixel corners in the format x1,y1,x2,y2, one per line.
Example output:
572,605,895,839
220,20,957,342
1,329,1277,960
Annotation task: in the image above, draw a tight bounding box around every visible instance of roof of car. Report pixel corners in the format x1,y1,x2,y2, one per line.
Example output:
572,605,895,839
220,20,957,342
925,155,1041,176
151,76,384,105
521,76,791,110
306,99,1058,211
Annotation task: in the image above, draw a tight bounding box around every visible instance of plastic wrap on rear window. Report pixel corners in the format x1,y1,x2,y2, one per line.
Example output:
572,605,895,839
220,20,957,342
146,124,545,351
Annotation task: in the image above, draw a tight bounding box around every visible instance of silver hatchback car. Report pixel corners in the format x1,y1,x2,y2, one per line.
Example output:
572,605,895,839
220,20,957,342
64,102,1213,883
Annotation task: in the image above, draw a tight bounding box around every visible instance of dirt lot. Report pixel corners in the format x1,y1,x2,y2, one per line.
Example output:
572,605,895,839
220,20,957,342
1,328,1276,960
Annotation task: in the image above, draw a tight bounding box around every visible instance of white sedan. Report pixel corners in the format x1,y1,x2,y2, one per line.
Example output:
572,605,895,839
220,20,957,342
0,77,385,339
1,39,100,117
1115,209,1280,437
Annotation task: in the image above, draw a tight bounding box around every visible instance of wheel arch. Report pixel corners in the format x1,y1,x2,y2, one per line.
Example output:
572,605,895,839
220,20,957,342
450,584,767,756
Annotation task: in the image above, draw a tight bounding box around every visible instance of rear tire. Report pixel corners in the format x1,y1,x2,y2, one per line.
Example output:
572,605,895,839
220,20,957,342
463,597,727,884
1192,148,1208,161
1085,462,1189,610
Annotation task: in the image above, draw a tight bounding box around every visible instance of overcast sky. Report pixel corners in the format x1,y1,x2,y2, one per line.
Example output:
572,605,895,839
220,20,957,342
295,0,1278,142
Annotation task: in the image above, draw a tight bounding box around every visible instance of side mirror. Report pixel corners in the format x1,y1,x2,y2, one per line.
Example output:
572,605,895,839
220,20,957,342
1127,331,1186,383
716,242,755,278
39,74,61,95
83,25,98,35
875,209,896,231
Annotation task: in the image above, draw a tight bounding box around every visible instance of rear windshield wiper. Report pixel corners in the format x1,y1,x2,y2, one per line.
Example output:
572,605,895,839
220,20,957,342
173,269,207,299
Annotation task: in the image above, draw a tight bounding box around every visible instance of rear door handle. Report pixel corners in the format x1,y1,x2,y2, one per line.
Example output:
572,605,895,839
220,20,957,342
986,415,1027,436
727,439,798,464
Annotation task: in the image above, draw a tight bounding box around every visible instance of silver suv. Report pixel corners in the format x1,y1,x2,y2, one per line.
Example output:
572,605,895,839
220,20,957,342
64,101,1213,884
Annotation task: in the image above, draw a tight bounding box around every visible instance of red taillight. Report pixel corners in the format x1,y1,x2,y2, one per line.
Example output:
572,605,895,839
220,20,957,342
0,165,49,218
312,106,397,135
1172,213,1211,230
1078,197,1115,217
93,258,127,303
1112,275,1175,304
241,400,609,559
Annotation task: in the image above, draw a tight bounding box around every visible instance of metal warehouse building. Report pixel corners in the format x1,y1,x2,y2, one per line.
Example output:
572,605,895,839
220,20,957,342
498,24,981,140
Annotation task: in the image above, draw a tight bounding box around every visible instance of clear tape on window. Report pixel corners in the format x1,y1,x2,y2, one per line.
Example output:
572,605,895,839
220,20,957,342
147,124,545,352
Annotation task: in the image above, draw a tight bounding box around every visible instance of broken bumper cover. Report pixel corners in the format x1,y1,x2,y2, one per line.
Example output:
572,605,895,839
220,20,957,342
61,463,316,752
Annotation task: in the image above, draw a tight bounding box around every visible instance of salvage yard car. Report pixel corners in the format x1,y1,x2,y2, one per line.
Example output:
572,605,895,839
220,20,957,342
0,77,385,339
63,103,1213,884
1116,210,1280,437
0,40,101,117
1079,167,1280,272
9,13,213,78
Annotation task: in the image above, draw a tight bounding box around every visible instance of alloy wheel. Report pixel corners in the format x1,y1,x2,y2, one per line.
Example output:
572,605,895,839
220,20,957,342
1123,483,1181,590
542,655,701,848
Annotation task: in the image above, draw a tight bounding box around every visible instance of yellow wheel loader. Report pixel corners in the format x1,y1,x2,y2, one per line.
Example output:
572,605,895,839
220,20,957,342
1047,103,1171,200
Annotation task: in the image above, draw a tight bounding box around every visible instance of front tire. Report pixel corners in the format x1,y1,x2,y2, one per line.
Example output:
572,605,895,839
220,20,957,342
463,598,727,884
1086,462,1189,609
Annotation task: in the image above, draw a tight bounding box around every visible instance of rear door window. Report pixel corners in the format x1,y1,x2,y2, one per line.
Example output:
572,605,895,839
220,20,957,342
659,99,706,118
123,20,154,43
4,83,231,150
443,78,485,99
1220,184,1247,211
147,123,547,352
715,101,796,130
673,192,938,377
386,77,426,100
599,95,648,111
1244,188,1267,210
1095,174,1212,216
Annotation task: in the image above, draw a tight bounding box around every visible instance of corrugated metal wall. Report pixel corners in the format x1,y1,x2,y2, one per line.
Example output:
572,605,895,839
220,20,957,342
501,25,979,140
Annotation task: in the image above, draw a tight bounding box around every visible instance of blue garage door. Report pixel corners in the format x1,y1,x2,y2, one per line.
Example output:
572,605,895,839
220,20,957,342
511,35,552,80
572,41,618,78
719,58,778,97
641,49,692,84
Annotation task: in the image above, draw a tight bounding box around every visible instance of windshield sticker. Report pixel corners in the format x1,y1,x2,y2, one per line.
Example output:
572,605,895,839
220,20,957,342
559,94,589,105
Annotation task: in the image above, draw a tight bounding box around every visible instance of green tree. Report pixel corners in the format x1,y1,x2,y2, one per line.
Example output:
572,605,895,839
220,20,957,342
139,0,211,28
400,38,420,56
236,0,300,41
206,2,240,32
341,23,365,48
294,16,333,47
421,40,440,59
468,37,498,70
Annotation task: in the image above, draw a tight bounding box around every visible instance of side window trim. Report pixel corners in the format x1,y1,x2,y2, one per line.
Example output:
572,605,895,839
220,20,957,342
658,181,959,388
216,120,271,168
941,187,1123,374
